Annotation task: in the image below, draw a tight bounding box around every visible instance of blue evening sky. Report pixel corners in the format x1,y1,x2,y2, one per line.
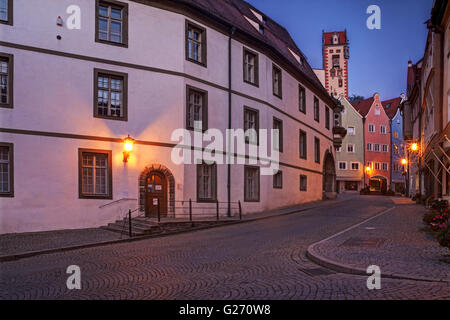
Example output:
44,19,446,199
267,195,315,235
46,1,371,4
246,0,433,100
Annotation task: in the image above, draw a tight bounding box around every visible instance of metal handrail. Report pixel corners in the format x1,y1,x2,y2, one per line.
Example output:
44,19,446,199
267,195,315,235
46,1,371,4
99,198,137,209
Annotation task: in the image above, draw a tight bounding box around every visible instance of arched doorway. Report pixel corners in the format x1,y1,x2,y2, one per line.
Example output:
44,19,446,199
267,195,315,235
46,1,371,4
369,175,387,193
139,164,175,217
323,150,336,199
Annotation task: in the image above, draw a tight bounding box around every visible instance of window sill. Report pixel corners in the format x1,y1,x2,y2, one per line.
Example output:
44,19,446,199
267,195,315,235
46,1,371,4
186,58,207,68
95,39,128,48
244,79,259,88
94,114,128,122
79,195,113,200
0,192,14,197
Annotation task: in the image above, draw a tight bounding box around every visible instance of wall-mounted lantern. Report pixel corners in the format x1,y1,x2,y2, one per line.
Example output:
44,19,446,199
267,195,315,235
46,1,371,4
123,135,135,163
401,158,407,165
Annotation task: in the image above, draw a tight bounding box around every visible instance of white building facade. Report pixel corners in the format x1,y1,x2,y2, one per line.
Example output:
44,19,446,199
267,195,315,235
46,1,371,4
0,0,342,234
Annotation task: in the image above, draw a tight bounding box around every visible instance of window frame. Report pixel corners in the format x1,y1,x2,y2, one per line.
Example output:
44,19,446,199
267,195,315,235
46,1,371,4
347,126,355,135
243,47,259,87
299,174,307,191
299,84,306,113
244,106,259,145
272,64,282,99
368,124,375,133
273,170,282,189
0,0,13,25
350,162,360,171
367,143,373,151
244,165,260,202
78,148,113,200
186,85,208,132
374,144,380,152
299,129,307,159
95,0,129,48
272,117,283,153
314,137,320,164
313,96,320,122
185,20,207,67
325,107,330,129
338,161,347,170
347,143,355,153
93,68,128,121
0,142,13,197
0,52,13,109
380,125,387,134
196,162,217,203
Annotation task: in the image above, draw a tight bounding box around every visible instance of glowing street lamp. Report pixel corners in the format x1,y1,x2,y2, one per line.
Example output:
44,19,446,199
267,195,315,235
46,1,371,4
401,158,407,165
411,143,418,152
365,166,372,174
123,135,135,163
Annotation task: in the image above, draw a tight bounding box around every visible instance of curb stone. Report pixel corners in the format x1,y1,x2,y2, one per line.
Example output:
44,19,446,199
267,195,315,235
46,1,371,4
306,207,450,284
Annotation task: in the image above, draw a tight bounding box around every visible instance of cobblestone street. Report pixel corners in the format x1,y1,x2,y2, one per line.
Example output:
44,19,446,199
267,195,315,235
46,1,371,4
1,195,449,300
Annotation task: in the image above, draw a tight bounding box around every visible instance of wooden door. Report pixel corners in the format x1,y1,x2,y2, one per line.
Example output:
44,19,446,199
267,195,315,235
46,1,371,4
145,172,168,218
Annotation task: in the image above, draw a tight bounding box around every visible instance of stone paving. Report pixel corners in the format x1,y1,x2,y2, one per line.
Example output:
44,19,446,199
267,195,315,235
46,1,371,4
309,198,450,282
0,195,449,300
0,198,339,258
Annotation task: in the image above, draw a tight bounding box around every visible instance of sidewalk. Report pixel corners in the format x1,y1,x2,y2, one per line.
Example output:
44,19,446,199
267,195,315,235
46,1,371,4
307,198,450,282
0,197,343,261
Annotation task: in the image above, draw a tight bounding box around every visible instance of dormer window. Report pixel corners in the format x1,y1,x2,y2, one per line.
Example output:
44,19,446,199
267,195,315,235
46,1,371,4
333,34,339,44
259,25,264,35
262,16,267,25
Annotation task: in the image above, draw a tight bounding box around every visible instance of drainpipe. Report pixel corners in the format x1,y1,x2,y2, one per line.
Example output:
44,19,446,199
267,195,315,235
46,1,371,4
362,117,366,188
227,26,236,217
389,118,393,191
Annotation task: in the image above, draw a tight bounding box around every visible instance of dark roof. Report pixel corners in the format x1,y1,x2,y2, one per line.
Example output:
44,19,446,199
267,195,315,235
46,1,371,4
382,97,402,119
179,0,330,99
352,97,374,117
323,31,347,45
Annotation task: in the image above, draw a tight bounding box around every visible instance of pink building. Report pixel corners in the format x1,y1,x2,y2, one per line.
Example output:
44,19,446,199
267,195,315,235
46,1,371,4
354,93,391,192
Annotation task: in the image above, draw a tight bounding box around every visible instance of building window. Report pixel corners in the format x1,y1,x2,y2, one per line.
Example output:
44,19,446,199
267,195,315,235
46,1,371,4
368,124,375,133
243,48,258,86
325,107,330,129
299,129,307,159
394,131,399,138
314,97,319,122
393,163,399,172
382,163,388,171
94,69,127,121
367,143,372,151
272,65,282,98
0,0,12,25
338,161,347,170
367,161,373,169
186,86,208,131
186,21,207,66
299,84,306,113
332,55,340,68
347,126,355,135
244,165,260,202
0,142,13,197
347,144,354,153
375,162,380,170
0,53,13,108
338,79,343,87
380,125,387,134
299,175,307,191
96,0,128,47
314,137,320,163
351,162,360,170
273,170,282,189
375,108,380,115
273,117,283,152
394,144,399,154
244,107,259,145
79,149,112,199
374,144,380,152
382,144,388,152
197,162,217,202
336,146,341,152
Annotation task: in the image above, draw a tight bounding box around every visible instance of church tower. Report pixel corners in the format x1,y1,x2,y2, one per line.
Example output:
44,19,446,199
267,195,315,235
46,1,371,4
322,30,349,99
